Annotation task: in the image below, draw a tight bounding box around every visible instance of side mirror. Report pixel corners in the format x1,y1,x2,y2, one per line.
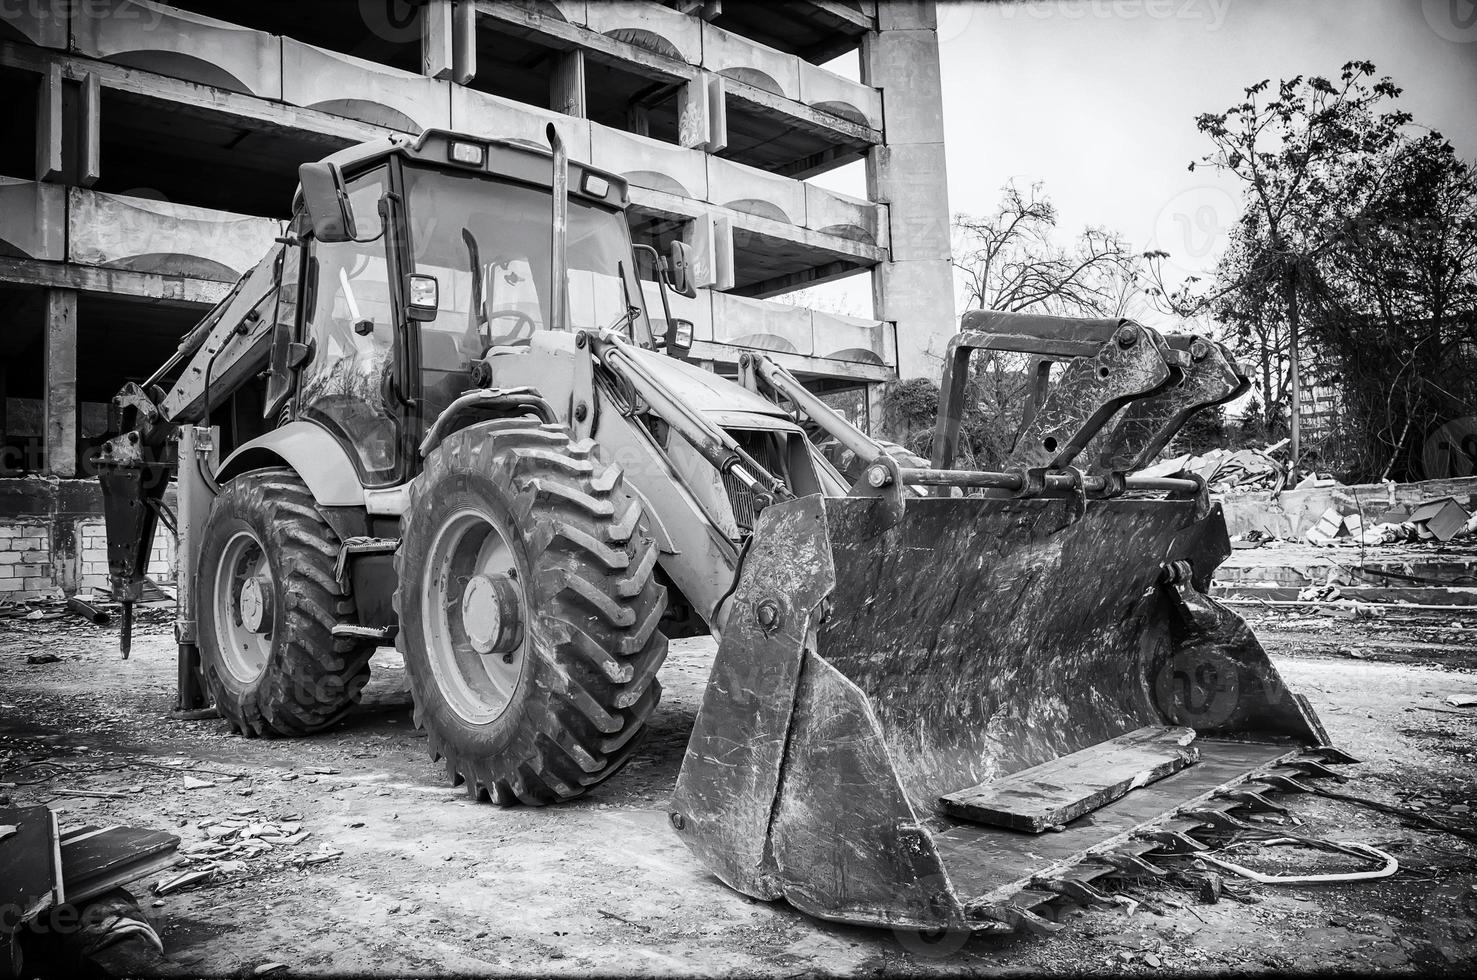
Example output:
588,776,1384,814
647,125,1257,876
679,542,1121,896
665,318,694,359
407,274,440,322
298,162,357,244
667,241,697,298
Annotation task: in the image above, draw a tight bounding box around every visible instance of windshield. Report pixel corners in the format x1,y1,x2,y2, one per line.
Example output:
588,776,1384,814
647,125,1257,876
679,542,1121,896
403,166,651,417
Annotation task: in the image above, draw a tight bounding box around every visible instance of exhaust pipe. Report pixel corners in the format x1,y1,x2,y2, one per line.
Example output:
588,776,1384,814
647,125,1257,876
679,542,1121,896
546,123,568,333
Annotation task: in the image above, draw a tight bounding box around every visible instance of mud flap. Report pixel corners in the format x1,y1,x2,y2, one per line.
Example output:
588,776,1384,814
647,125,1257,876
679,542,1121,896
671,493,1329,932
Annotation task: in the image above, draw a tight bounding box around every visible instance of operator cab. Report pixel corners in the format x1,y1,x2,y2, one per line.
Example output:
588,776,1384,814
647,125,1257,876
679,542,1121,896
273,129,694,489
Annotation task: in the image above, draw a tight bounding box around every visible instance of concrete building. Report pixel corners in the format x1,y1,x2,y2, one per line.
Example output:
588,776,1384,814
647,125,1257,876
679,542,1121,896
0,0,953,598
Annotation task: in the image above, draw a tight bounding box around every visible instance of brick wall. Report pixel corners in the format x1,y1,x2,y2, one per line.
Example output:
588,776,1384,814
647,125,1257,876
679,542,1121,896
77,519,174,593
0,523,55,597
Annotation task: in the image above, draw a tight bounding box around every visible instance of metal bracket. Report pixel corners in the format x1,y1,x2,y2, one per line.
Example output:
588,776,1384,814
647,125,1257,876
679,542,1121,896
1094,335,1249,474
848,453,907,531
1008,321,1177,470
1160,559,1221,636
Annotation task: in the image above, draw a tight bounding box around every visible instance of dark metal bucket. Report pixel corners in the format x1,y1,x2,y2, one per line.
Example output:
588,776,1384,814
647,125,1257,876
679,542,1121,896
670,493,1327,931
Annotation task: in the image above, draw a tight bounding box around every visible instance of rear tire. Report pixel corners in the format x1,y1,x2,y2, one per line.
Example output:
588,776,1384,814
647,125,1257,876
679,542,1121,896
395,419,668,805
197,469,376,736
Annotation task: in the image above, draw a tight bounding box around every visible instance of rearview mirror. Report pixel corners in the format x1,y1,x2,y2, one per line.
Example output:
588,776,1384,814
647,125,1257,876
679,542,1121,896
298,162,357,244
666,318,694,359
407,274,440,322
667,241,697,298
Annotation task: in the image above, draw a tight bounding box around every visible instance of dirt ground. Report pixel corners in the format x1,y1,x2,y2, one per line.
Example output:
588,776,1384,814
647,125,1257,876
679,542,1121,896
2,606,1475,977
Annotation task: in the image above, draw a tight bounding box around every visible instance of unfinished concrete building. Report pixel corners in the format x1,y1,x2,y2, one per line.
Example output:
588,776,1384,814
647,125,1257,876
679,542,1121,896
0,0,953,597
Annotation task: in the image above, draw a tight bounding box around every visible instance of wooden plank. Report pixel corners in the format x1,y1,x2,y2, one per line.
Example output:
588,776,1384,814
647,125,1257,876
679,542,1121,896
0,806,63,925
60,826,182,905
939,726,1201,834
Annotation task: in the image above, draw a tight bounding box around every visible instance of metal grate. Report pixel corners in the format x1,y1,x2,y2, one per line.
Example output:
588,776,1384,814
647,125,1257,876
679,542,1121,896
721,430,788,533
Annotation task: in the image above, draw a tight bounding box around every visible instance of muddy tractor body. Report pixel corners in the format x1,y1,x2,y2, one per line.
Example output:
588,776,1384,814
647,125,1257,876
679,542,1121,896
95,128,1338,934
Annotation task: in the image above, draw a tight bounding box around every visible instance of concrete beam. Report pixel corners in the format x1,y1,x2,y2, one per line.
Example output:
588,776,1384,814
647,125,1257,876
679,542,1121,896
43,289,77,479
0,43,392,148
690,340,895,383
0,257,230,308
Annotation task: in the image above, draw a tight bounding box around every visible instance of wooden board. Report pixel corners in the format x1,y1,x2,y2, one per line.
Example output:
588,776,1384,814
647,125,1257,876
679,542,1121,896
0,806,63,925
61,827,181,904
939,727,1200,833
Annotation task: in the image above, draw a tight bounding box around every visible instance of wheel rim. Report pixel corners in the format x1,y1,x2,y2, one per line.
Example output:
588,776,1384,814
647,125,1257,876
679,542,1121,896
421,508,529,725
212,528,275,685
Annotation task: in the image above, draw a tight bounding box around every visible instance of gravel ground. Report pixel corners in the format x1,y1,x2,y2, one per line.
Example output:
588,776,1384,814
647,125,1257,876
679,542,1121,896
1,606,1474,976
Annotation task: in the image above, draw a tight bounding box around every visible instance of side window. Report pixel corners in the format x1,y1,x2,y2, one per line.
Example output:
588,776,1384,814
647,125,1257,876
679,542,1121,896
297,167,400,483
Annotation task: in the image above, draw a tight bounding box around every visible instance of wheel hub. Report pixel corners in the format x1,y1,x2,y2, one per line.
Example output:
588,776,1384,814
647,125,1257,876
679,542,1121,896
461,573,522,656
239,575,274,634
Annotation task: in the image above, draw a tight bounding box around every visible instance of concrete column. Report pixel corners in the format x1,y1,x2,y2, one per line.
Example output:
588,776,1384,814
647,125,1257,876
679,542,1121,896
862,1,956,382
551,49,587,117
36,62,63,181
43,289,78,478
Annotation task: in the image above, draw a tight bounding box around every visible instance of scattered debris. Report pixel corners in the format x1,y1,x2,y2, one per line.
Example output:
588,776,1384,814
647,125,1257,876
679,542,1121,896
25,654,62,666
66,596,111,626
1410,497,1472,543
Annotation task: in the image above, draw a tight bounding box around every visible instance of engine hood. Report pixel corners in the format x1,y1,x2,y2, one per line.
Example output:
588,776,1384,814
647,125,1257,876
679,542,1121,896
624,347,796,429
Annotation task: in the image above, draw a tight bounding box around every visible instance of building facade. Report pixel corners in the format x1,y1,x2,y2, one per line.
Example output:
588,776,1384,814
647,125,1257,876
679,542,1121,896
0,0,953,597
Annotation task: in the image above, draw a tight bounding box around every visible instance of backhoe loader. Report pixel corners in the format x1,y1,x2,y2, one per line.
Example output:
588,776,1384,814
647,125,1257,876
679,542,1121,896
95,126,1349,934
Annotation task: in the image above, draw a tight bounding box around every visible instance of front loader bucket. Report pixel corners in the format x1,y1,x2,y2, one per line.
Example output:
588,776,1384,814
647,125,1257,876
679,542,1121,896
670,492,1329,933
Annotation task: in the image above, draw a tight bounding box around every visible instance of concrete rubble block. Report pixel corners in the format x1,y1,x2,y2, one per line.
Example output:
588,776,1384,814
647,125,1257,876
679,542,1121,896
450,86,592,160
700,21,801,101
72,0,284,99
583,1,701,64
282,39,452,133
640,280,714,344
707,155,804,226
0,178,65,261
796,61,883,130
803,183,887,248
811,309,894,367
591,126,709,200
0,2,67,48
711,292,813,357
68,188,283,283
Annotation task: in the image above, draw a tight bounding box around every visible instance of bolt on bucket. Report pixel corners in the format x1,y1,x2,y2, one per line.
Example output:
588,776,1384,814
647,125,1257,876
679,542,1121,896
670,491,1328,933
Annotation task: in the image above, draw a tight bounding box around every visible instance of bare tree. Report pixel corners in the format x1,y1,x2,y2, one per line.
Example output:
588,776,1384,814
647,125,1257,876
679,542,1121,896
954,182,1142,316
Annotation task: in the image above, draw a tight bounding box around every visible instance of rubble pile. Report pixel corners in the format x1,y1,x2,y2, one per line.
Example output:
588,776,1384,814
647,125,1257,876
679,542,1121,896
1139,441,1295,494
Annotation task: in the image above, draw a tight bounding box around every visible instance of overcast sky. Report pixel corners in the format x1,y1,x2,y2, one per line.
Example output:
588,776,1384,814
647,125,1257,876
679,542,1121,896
809,0,1477,322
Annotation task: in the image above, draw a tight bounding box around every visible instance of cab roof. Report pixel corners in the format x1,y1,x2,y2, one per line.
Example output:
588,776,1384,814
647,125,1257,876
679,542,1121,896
299,127,629,210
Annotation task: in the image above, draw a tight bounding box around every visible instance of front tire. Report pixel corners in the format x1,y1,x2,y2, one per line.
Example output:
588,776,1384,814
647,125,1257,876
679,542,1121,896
396,419,668,805
197,469,376,736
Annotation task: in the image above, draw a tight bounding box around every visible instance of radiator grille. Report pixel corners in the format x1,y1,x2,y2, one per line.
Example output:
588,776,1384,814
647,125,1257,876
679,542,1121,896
721,430,788,533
